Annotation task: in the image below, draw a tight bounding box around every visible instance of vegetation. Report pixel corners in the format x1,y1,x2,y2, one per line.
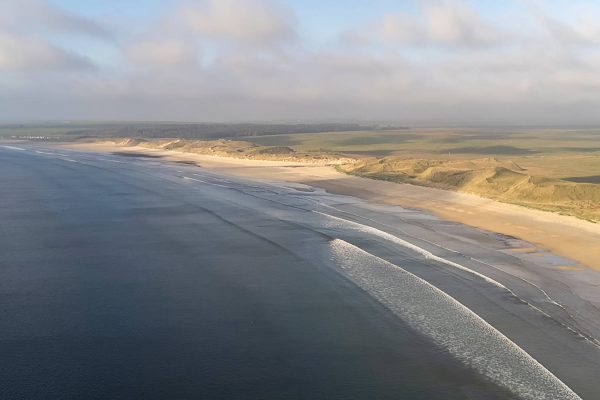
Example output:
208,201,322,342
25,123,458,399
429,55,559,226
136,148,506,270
0,122,397,140
97,138,351,165
337,158,600,222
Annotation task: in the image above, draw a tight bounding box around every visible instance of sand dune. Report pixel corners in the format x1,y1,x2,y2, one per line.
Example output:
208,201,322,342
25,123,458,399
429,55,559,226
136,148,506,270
94,138,351,164
339,157,600,222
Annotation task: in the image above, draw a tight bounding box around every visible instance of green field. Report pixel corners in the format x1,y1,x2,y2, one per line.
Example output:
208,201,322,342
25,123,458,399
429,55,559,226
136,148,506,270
247,128,600,182
0,122,382,140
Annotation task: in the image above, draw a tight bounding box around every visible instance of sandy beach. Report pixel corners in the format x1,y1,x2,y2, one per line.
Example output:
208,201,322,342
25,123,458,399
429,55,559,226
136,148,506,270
67,142,600,271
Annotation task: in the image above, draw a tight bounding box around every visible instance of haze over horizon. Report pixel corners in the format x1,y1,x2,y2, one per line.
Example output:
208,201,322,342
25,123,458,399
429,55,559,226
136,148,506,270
3,0,600,125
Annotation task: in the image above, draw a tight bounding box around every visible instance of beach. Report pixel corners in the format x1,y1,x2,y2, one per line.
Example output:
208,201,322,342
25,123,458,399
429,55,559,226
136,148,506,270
67,142,600,271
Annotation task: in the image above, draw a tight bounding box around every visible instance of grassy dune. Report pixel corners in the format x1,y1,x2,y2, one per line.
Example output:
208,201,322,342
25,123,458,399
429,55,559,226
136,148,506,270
337,158,600,222
97,138,351,164
248,128,600,222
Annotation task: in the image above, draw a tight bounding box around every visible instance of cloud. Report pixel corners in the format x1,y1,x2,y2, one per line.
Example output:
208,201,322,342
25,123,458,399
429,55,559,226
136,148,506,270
180,0,296,43
3,0,600,125
0,33,94,71
127,39,199,67
345,0,503,47
1,0,111,39
0,0,109,73
422,0,501,46
536,13,600,46
36,3,112,39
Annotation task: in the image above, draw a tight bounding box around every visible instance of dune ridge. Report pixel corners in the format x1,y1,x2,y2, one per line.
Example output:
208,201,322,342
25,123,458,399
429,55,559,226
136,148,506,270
338,157,600,222
97,138,351,165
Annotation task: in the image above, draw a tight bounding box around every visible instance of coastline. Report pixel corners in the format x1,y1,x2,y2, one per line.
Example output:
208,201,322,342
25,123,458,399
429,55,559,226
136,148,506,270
64,141,600,271
7,142,600,399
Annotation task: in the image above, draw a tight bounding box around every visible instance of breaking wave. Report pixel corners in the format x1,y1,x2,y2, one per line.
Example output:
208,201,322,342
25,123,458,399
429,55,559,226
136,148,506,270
329,239,580,400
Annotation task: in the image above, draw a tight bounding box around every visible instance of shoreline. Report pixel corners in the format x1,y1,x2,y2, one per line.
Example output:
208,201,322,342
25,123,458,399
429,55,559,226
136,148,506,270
7,142,600,399
63,141,600,271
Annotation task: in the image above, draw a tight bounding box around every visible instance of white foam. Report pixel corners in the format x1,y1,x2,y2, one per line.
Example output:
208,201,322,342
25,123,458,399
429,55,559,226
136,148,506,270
182,175,230,188
313,210,600,346
329,239,581,400
315,211,507,289
1,145,26,151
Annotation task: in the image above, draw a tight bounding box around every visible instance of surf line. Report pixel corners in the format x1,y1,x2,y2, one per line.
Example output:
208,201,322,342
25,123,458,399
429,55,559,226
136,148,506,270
315,209,600,348
329,239,580,400
315,210,507,289
1,145,26,151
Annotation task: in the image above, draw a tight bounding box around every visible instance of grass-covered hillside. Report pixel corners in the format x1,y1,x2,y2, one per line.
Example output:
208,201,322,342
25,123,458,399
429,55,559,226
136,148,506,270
337,158,600,222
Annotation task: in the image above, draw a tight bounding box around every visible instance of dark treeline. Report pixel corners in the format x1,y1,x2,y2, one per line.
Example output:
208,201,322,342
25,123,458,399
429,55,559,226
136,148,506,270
67,123,405,139
4,122,405,140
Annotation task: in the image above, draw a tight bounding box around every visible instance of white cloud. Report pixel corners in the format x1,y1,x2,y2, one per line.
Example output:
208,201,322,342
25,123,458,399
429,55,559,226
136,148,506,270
0,33,93,71
538,14,600,45
127,39,199,67
0,0,107,73
4,0,600,125
1,0,111,39
422,1,500,46
40,6,112,39
180,0,296,43
346,0,503,47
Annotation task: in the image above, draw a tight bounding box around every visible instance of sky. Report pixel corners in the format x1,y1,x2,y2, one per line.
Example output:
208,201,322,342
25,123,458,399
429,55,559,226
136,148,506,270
3,0,600,125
